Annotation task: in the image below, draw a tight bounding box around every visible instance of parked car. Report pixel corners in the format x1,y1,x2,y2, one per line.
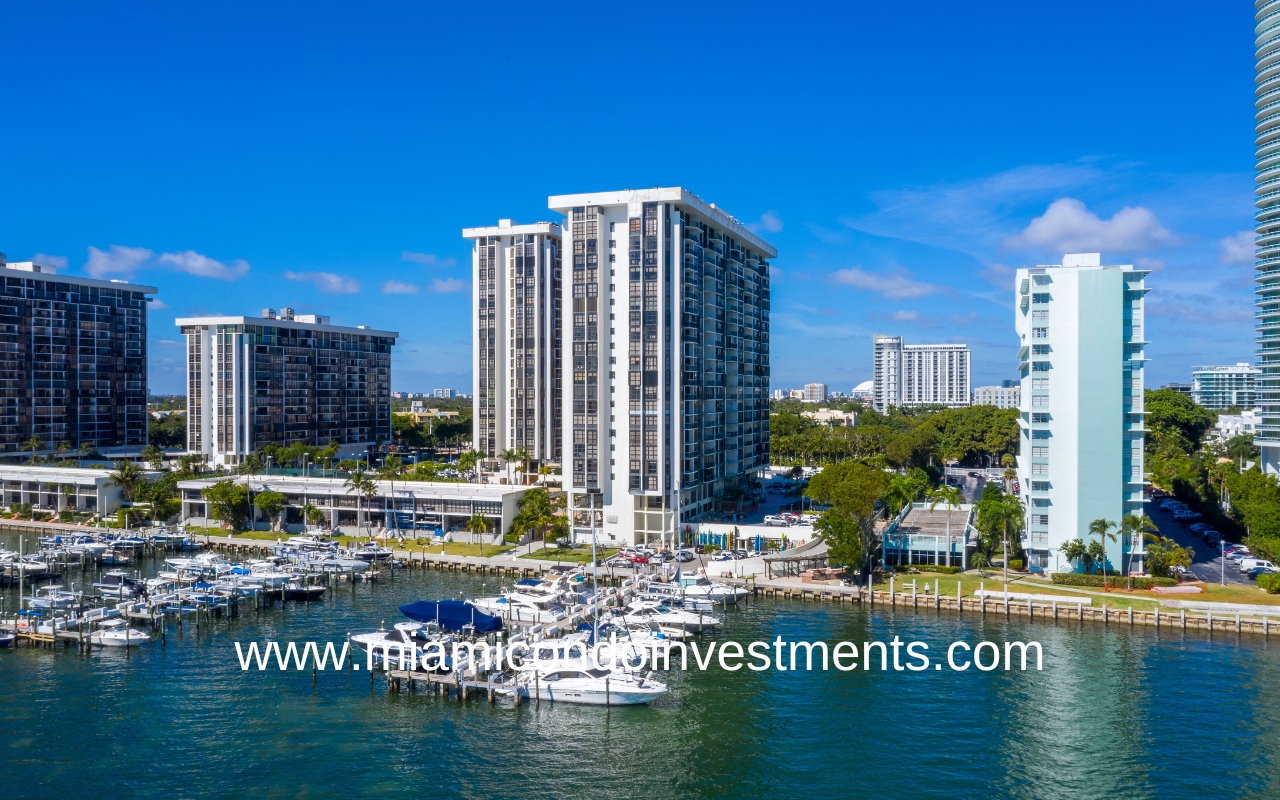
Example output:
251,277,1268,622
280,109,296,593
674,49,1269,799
763,515,789,527
1228,549,1254,562
1188,522,1208,532
675,550,696,563
1247,565,1279,580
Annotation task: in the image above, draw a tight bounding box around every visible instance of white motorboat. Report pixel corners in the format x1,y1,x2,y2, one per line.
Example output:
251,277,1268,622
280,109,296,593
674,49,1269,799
619,599,719,632
27,585,84,611
348,543,394,562
89,619,151,647
0,632,15,647
165,552,233,578
348,623,473,672
644,572,748,610
510,643,668,706
308,556,369,573
93,570,140,599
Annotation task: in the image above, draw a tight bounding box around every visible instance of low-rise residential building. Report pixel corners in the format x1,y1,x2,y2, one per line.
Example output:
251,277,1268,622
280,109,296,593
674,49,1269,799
802,408,857,426
177,475,530,539
1211,408,1262,441
0,464,135,516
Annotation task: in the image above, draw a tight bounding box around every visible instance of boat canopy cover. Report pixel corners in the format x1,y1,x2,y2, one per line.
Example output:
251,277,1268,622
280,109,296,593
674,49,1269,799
515,579,542,587
398,600,502,632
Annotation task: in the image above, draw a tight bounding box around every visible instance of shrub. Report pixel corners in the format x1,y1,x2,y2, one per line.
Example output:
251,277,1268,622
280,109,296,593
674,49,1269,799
1008,559,1024,571
1258,573,1280,594
1051,572,1178,589
893,564,962,574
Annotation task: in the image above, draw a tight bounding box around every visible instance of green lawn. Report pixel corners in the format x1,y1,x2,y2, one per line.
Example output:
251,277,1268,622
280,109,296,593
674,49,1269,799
413,542,513,558
519,546,620,563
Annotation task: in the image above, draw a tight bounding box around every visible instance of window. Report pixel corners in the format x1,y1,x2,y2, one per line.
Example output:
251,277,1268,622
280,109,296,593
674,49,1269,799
1032,293,1050,304
1032,412,1050,423
1032,395,1049,407
1032,378,1048,389
1032,362,1050,372
1032,310,1048,322
1032,327,1048,339
1032,514,1049,526
1032,446,1048,458
1032,345,1050,355
1031,481,1050,491
1031,463,1048,475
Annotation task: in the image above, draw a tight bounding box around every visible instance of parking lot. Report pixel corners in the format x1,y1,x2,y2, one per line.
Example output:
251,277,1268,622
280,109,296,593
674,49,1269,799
1146,499,1254,586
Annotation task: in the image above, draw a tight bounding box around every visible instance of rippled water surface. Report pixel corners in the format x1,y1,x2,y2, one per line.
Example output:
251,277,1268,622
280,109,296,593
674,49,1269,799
2,531,1278,799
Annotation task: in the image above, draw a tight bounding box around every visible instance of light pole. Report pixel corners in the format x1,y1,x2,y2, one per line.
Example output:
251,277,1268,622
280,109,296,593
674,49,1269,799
1221,540,1225,586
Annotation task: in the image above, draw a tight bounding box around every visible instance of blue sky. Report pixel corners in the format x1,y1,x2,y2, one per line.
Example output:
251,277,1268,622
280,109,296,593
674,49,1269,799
0,2,1258,394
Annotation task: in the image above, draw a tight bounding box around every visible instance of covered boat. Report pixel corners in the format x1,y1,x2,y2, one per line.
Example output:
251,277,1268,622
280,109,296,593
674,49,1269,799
398,600,502,633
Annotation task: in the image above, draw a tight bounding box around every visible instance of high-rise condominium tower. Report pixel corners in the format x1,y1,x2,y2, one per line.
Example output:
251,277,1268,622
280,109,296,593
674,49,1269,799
1013,254,1147,574
462,220,563,469
1256,1,1280,473
871,334,970,413
0,255,154,454
546,188,774,545
177,308,396,467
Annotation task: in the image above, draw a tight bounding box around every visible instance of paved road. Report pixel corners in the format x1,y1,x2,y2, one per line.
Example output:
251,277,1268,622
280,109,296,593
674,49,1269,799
1145,501,1250,586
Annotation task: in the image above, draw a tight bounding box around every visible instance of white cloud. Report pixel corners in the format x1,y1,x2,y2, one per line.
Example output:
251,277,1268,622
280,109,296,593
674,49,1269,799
382,280,419,294
158,250,250,280
156,339,182,347
85,245,154,278
430,277,467,293
1002,198,1177,255
747,211,784,235
403,251,457,267
830,267,944,299
149,297,170,309
889,310,918,321
84,245,251,281
1135,257,1167,274
1218,230,1254,265
32,253,68,269
284,271,361,294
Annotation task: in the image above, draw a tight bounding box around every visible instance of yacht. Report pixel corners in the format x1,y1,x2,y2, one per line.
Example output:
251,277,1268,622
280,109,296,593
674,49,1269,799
348,622,474,672
510,640,668,705
619,599,719,632
165,552,234,578
348,543,394,562
471,584,567,623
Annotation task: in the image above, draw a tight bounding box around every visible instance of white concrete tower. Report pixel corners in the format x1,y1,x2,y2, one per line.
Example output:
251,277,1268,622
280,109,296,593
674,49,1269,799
1014,253,1148,574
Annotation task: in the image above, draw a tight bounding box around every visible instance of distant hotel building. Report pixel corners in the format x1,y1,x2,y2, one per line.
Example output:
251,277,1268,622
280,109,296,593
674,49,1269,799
801,383,827,403
871,334,970,412
0,254,154,454
972,380,1021,409
462,219,563,470
1014,253,1147,574
177,308,396,467
546,188,774,545
1191,363,1259,410
433,388,457,399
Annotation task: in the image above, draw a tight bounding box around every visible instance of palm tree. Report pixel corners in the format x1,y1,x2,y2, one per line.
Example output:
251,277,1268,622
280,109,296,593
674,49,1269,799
142,444,165,471
301,502,326,531
883,475,915,516
344,466,373,538
537,464,553,485
77,442,93,464
56,440,71,461
458,449,481,482
928,484,964,567
61,483,77,513
1089,518,1119,589
1001,494,1025,583
465,512,491,556
108,459,145,502
1121,513,1158,580
499,448,520,485
1000,453,1016,493
22,434,44,464
376,455,402,536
